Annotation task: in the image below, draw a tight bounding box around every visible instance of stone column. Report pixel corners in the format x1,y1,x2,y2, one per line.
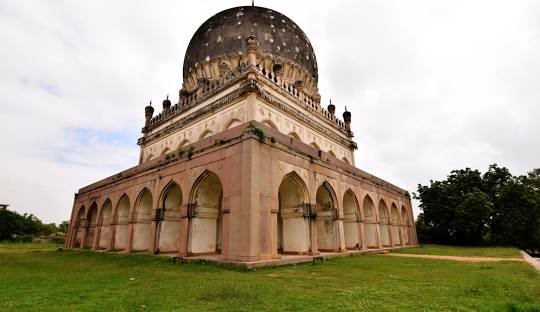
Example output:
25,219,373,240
177,203,190,257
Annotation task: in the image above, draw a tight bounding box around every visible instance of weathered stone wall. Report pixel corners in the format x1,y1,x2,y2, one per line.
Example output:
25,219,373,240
67,122,417,262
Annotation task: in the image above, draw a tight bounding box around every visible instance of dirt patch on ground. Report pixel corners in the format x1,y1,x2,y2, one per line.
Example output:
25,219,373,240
385,253,524,263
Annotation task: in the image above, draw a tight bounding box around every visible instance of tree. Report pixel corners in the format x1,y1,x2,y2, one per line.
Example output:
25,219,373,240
0,208,62,241
58,221,70,234
415,165,540,249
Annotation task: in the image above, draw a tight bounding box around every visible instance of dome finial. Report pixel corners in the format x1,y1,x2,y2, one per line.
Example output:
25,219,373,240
328,98,336,116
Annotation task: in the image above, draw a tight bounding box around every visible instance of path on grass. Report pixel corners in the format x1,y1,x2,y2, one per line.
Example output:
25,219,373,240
520,251,540,271
385,253,524,263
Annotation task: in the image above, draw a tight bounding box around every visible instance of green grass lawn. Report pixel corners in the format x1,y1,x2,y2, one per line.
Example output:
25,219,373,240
0,243,538,311
392,244,523,258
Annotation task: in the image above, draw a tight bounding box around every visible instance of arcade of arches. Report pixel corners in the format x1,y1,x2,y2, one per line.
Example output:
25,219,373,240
70,168,416,259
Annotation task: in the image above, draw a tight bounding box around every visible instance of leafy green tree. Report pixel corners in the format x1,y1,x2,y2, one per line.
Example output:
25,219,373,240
58,221,70,234
415,165,540,249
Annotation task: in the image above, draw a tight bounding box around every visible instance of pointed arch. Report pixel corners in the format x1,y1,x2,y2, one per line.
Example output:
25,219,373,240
362,194,378,248
310,142,321,150
84,202,98,248
225,118,242,130
113,194,130,251
343,189,360,249
390,203,401,246
98,198,113,250
277,171,310,254
73,205,86,248
315,181,338,251
378,199,391,247
131,188,153,251
188,170,223,255
177,139,190,150
342,157,350,165
156,181,183,253
199,129,213,140
261,119,278,131
328,150,337,158
146,154,154,162
288,132,301,142
401,205,411,245
160,147,171,156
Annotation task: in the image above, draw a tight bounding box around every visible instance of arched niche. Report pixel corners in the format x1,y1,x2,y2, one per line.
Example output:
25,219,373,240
261,119,278,131
84,203,98,248
362,195,378,248
225,118,242,130
277,172,310,254
199,129,213,140
288,132,301,142
390,203,401,246
401,205,410,245
188,171,223,255
343,190,360,249
131,189,153,251
161,148,171,156
74,206,85,248
98,199,113,250
378,200,391,247
113,194,130,251
157,182,183,253
315,182,337,252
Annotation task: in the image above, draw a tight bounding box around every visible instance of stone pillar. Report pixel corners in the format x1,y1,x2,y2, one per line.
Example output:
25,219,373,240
237,138,263,261
177,203,190,257
108,221,116,251
359,221,367,250
308,204,319,255
126,217,135,252
149,208,160,253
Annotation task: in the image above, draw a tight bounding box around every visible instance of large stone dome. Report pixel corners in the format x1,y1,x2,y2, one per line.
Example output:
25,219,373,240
182,5,318,81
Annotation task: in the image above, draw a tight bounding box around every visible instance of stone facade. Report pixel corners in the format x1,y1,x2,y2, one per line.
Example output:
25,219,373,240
66,5,417,265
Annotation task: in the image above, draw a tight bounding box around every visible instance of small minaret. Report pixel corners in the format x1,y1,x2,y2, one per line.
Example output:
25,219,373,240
328,99,335,116
342,106,352,137
246,33,258,66
162,95,171,111
144,101,154,128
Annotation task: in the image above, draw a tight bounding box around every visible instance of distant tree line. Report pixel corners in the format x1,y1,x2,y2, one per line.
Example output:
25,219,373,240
0,207,69,242
415,165,540,250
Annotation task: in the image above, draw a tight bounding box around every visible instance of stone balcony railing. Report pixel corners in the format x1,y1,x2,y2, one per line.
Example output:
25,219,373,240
146,63,349,134
255,64,348,132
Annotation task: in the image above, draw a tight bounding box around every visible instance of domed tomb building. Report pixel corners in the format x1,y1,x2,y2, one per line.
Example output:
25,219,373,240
66,5,417,265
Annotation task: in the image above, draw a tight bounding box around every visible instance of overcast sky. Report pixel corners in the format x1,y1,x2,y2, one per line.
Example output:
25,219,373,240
1,0,539,223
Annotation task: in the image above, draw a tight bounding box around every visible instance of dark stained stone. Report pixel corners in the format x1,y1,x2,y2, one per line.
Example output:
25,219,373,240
183,6,318,81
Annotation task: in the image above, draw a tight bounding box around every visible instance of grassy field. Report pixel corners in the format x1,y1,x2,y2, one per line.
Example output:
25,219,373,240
392,244,522,258
0,243,539,311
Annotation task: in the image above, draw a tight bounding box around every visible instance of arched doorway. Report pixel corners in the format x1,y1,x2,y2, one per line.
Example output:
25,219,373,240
390,203,401,246
378,200,391,247
131,189,153,251
363,195,378,248
157,182,182,253
113,195,130,251
316,182,337,252
401,206,410,245
188,171,223,255
277,172,310,254
343,190,360,249
98,199,113,250
84,203,98,248
73,206,85,248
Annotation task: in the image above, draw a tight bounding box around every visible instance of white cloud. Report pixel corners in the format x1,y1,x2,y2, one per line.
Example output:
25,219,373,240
0,0,538,223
